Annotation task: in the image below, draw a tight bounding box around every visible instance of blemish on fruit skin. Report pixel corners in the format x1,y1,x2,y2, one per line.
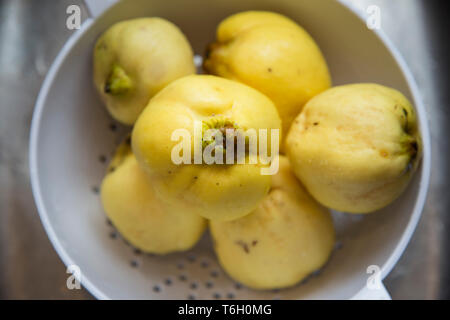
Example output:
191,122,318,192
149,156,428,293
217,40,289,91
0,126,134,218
252,240,258,246
380,150,389,158
267,67,272,73
402,108,408,117
313,122,319,126
97,41,107,51
235,240,249,253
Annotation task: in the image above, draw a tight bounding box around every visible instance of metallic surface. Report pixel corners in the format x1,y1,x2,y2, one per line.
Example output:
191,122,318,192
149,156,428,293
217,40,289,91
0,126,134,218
0,0,448,299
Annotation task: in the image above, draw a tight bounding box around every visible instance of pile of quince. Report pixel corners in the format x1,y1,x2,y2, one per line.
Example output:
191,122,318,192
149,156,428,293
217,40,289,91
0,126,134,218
94,12,421,290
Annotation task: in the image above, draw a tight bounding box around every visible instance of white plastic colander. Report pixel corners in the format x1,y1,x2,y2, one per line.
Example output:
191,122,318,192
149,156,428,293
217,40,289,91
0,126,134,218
30,0,431,299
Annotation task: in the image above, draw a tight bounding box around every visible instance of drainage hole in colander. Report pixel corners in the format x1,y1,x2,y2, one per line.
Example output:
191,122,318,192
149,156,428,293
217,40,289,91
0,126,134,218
109,231,118,239
226,293,235,299
210,270,219,278
130,260,139,268
190,283,198,290
164,278,172,286
213,293,221,299
133,248,142,255
92,186,100,194
234,283,242,290
106,218,113,227
188,294,196,300
177,263,184,270
153,285,161,293
187,255,196,263
109,123,117,132
178,274,187,282
200,261,209,268
205,281,213,289
99,155,107,164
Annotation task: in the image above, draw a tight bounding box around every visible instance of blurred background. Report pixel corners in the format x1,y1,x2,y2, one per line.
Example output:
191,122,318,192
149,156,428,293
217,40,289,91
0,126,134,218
0,0,448,299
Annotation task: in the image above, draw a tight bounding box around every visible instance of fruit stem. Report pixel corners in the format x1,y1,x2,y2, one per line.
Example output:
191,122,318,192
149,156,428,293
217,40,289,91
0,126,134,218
202,117,240,156
104,64,133,95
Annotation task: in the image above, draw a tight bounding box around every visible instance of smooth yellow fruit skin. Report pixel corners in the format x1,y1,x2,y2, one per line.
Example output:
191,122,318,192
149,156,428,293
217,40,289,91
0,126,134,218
100,140,206,254
286,84,421,214
132,75,281,222
204,11,331,148
93,18,195,125
210,156,335,290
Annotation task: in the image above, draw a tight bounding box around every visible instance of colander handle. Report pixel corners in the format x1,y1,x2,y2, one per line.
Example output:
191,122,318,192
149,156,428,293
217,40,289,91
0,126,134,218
84,0,118,18
351,282,392,300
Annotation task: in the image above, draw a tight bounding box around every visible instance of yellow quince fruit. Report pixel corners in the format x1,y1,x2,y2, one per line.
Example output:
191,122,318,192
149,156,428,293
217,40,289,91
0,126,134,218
100,138,206,254
203,11,331,148
286,84,421,213
93,18,195,125
210,156,335,290
132,75,282,221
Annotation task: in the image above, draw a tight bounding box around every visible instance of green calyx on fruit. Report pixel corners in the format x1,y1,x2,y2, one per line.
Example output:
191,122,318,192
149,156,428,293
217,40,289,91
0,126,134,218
202,117,239,151
104,64,133,95
201,117,247,163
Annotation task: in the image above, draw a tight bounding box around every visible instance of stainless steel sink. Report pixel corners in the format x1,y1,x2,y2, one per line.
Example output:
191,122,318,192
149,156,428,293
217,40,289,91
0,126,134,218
0,0,448,299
